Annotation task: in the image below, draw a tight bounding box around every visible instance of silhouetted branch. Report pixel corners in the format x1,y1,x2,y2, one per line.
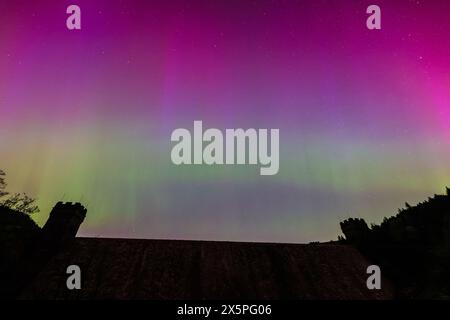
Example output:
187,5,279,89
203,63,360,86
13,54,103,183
0,170,39,214
0,169,8,198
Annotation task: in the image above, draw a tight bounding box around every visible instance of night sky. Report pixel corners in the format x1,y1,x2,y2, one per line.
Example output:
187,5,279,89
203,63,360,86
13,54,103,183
1,0,449,242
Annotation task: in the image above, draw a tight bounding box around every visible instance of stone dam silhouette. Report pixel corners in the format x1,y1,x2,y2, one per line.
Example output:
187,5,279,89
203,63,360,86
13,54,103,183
1,202,392,299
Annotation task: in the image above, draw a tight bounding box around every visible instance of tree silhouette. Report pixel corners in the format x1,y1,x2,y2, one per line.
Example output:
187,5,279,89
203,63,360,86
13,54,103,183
339,188,450,299
0,169,8,198
0,169,39,214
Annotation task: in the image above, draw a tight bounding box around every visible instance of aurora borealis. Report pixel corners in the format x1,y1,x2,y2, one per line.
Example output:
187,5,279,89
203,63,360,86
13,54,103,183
1,0,449,242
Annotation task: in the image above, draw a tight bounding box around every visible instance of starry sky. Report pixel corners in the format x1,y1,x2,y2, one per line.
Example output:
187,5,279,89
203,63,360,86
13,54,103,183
1,0,449,242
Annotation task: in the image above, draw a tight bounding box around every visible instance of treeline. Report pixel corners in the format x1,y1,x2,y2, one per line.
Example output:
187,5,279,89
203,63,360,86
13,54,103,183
340,188,450,299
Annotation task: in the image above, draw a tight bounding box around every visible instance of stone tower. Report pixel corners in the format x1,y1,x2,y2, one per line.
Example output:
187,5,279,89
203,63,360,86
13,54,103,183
41,202,87,246
340,218,371,245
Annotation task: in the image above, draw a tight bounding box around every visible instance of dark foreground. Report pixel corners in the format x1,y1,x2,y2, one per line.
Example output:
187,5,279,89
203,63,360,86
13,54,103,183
19,238,392,300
